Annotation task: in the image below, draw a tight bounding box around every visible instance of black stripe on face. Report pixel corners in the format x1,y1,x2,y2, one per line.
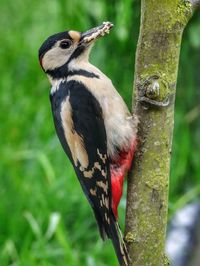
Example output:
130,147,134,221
68,69,99,79
68,45,85,61
47,68,99,79
45,45,88,79
46,64,69,79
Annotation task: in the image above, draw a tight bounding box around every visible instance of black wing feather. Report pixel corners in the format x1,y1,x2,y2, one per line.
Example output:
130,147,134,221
50,80,129,266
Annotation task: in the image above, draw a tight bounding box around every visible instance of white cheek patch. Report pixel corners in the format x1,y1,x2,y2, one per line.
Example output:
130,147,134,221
42,45,74,71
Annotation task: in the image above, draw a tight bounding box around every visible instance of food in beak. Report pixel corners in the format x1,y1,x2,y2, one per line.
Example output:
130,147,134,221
81,21,114,43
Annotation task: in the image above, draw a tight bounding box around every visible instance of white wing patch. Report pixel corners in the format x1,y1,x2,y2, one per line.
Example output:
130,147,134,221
61,96,89,168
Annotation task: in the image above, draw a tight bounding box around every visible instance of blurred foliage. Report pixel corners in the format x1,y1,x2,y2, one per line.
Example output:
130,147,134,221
0,0,199,265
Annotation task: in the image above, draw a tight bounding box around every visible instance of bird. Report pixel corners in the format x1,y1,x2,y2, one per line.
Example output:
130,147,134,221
38,21,138,266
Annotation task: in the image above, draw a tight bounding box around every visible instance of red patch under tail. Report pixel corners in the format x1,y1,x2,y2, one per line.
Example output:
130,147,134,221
111,139,137,218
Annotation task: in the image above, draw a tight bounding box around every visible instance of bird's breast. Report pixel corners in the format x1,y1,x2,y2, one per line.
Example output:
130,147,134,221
66,72,137,159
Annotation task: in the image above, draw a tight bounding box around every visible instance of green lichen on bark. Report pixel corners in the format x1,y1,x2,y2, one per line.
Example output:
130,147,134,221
125,1,194,265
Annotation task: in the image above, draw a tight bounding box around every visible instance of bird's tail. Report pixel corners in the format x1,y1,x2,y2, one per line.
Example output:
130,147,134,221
108,216,130,266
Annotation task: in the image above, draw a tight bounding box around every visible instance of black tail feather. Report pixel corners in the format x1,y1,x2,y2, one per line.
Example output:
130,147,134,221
93,208,107,240
108,217,130,266
93,209,130,265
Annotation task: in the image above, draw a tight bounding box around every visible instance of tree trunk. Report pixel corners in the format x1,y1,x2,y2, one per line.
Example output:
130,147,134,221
125,1,198,265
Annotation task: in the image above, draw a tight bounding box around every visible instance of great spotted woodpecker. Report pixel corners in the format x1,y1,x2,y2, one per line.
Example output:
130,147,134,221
39,22,138,266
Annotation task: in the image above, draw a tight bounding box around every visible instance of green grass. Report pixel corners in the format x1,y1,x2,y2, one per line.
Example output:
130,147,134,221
0,1,200,265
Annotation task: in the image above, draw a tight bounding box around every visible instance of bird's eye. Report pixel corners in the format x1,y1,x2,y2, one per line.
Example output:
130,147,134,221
60,40,72,49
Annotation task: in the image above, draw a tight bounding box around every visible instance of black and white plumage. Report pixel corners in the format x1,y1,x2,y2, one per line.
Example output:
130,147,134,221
39,22,137,266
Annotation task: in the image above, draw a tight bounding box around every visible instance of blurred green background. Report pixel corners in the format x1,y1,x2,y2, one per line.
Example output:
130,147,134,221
0,1,200,265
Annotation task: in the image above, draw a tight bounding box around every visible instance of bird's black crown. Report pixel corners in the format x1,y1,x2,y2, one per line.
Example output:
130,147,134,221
39,31,71,59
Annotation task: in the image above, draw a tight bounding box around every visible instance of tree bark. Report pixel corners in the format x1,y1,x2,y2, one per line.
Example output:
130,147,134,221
125,1,198,265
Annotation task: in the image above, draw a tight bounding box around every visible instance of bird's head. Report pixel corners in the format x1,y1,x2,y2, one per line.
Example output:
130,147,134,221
39,22,113,79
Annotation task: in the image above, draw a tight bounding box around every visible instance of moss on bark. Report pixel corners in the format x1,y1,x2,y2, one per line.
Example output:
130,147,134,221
125,1,194,265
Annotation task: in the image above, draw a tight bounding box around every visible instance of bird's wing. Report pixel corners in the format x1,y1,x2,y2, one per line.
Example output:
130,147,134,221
50,79,112,237
50,79,130,266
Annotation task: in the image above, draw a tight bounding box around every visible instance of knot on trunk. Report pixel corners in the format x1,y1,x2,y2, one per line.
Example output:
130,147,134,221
138,75,170,108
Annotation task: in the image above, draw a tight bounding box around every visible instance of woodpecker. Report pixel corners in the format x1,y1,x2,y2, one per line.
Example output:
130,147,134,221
39,22,138,266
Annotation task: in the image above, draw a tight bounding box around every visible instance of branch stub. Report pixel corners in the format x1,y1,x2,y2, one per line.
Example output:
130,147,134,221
138,75,171,108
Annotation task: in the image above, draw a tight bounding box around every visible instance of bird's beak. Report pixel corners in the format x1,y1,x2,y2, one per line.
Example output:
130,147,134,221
80,21,114,45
